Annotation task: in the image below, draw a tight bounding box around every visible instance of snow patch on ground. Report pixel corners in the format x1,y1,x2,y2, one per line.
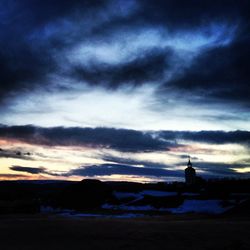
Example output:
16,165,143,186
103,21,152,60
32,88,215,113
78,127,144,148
113,192,141,199
59,212,145,219
140,190,178,197
118,205,156,211
168,200,233,214
182,192,199,196
113,190,178,200
41,205,146,218
102,203,167,211
102,199,235,214
40,206,74,214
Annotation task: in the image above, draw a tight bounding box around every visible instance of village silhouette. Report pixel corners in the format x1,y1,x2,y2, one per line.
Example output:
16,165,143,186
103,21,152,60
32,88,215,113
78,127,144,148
0,157,249,216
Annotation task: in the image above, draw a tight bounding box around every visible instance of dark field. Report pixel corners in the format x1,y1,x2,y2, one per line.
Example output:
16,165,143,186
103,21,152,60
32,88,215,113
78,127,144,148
0,214,249,250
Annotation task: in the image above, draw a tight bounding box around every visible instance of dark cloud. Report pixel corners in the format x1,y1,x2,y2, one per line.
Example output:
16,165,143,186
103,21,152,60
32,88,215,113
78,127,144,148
67,163,181,178
0,148,32,160
0,42,53,104
70,48,171,88
0,0,249,109
0,173,28,179
1,125,250,153
177,154,199,160
139,0,249,26
10,166,47,175
159,130,250,145
8,162,181,179
0,0,122,103
8,161,248,180
91,0,248,36
0,125,171,152
67,160,249,179
9,165,61,176
163,39,250,109
101,154,170,169
188,161,250,178
102,154,250,179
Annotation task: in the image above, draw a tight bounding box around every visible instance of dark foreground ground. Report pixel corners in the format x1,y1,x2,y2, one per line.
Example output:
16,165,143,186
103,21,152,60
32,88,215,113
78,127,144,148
0,214,249,250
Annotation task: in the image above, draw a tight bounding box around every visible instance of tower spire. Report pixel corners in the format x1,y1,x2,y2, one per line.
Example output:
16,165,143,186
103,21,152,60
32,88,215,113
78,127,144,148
187,156,192,167
185,156,196,185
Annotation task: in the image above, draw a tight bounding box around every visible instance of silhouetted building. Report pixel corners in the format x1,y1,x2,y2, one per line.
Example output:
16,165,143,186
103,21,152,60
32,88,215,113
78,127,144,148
185,157,196,185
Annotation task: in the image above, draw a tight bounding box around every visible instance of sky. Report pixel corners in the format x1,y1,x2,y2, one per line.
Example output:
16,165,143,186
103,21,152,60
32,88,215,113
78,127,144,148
0,0,250,182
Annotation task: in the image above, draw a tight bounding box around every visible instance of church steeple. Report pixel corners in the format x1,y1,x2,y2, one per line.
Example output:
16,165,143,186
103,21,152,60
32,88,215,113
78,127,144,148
187,156,192,167
185,156,196,185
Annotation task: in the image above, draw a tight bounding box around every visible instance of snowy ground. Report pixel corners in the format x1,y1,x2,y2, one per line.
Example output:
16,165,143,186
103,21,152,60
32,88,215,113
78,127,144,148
113,190,178,200
41,206,146,219
103,190,239,214
168,200,233,214
41,189,245,218
102,200,235,214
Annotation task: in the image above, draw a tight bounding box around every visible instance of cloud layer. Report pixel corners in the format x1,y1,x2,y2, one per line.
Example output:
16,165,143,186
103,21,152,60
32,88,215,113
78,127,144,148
0,125,171,152
0,0,249,116
1,125,250,150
